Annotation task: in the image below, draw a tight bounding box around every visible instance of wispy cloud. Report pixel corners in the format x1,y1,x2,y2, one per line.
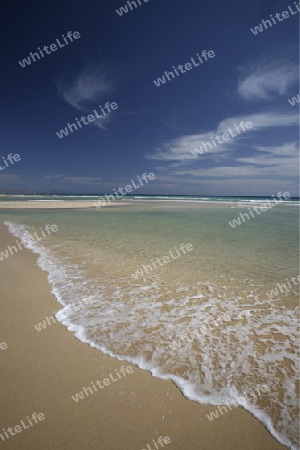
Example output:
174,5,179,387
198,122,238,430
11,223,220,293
0,174,22,182
0,174,24,192
235,142,299,177
58,64,115,130
145,51,299,195
150,140,298,195
58,64,113,110
147,172,298,196
146,111,299,162
174,142,298,178
0,173,24,185
42,174,67,179
255,142,299,157
64,176,102,184
92,113,111,130
237,59,298,101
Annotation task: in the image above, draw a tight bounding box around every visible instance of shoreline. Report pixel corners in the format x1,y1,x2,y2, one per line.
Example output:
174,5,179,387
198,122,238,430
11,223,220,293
0,199,296,211
0,221,289,450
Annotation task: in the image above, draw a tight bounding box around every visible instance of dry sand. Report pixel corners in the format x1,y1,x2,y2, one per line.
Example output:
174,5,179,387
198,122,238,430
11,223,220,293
0,222,287,450
0,199,289,211
0,200,130,209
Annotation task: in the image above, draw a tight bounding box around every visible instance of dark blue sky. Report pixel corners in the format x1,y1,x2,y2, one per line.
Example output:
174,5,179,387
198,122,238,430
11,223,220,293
1,0,299,195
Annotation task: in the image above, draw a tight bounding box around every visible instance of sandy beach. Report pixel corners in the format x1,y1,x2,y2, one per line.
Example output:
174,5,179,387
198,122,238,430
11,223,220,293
0,199,286,211
0,201,130,209
2,0,299,446
0,221,288,450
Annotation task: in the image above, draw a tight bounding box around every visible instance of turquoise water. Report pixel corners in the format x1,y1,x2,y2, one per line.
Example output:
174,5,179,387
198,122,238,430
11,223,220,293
0,194,299,204
0,201,299,449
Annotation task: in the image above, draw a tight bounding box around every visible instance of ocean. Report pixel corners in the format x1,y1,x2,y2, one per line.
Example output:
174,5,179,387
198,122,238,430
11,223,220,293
0,195,299,449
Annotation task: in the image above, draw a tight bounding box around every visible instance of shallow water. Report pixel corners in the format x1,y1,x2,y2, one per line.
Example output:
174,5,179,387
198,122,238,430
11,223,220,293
1,201,299,449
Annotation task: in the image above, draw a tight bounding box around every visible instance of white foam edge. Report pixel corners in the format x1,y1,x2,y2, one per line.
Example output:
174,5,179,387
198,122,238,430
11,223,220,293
3,220,297,450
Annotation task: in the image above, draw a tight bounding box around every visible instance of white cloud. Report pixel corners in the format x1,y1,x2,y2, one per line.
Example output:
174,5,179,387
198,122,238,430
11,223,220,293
0,174,21,181
58,65,113,110
237,59,298,101
146,111,299,162
161,141,299,180
58,64,115,130
147,138,298,197
145,53,299,195
92,113,111,130
235,142,299,177
255,142,299,157
218,112,298,132
64,177,102,184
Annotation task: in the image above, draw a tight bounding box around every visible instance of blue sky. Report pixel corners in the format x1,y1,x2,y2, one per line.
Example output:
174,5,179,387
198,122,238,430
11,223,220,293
1,0,299,195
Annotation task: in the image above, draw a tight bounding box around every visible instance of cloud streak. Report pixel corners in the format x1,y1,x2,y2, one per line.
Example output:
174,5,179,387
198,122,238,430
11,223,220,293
146,111,299,162
237,59,298,101
58,64,115,130
58,65,113,110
